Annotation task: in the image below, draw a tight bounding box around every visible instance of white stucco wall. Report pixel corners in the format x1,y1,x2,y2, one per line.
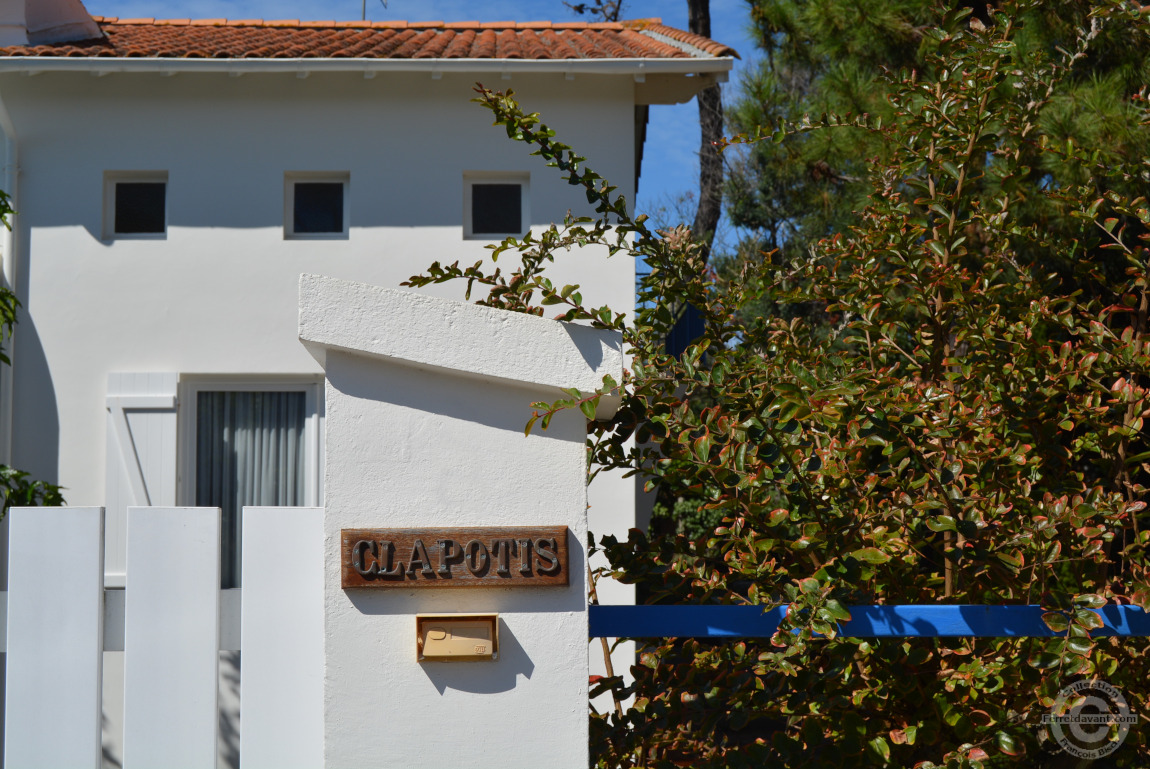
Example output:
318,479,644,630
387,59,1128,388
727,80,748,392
0,66,636,528
301,277,622,768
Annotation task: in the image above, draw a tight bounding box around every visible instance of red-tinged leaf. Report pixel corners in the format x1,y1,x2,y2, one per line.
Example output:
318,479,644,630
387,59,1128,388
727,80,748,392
1074,608,1104,630
1075,593,1107,609
1042,611,1069,633
968,709,995,727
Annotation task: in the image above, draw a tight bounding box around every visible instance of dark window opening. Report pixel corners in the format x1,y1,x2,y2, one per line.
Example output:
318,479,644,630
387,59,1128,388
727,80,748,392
471,183,521,235
114,182,166,234
293,182,345,234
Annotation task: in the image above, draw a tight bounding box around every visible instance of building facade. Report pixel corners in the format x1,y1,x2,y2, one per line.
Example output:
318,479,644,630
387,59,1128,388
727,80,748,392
0,1,734,763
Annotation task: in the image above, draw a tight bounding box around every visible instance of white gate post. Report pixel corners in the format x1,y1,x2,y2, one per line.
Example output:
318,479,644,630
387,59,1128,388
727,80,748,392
4,506,104,769
299,274,622,769
240,506,324,769
121,506,220,769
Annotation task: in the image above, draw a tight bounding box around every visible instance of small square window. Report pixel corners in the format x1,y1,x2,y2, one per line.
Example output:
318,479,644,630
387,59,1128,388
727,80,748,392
285,173,349,239
464,173,529,239
472,184,521,235
104,172,168,239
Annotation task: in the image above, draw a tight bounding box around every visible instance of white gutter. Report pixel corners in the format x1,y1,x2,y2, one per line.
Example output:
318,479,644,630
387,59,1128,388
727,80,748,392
0,56,733,76
0,90,15,466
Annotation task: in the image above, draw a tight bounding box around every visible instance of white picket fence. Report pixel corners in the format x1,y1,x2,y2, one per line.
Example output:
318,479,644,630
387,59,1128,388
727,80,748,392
2,506,323,769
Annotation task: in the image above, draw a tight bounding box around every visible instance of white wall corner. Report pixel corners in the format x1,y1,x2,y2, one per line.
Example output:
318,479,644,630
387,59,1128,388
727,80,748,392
298,273,623,418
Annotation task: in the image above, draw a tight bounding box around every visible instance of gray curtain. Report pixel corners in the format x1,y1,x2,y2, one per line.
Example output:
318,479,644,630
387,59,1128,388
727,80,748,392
196,391,306,588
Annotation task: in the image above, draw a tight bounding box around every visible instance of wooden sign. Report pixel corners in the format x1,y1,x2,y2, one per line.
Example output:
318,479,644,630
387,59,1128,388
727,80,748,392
341,526,569,589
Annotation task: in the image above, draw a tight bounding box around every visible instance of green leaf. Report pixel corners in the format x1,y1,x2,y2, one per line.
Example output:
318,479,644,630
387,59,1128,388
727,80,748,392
578,398,597,420
851,547,891,564
996,730,1023,756
823,599,852,622
1027,651,1060,669
868,736,891,762
926,515,956,532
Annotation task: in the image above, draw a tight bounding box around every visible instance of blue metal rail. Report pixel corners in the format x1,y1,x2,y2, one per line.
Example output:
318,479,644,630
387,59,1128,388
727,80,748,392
588,604,1150,638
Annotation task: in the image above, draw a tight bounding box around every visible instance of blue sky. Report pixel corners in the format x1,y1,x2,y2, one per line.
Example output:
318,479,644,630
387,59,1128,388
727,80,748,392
82,0,758,233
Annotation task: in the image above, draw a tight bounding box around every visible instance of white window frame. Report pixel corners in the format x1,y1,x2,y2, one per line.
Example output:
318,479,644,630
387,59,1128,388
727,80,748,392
176,376,325,510
103,171,169,240
463,171,530,240
284,171,350,240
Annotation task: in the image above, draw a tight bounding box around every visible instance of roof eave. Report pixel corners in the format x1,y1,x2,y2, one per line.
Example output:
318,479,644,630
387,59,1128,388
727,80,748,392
0,55,734,76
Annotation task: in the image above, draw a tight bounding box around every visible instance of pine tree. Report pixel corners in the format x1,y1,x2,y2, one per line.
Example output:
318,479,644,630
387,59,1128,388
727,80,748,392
725,0,1150,273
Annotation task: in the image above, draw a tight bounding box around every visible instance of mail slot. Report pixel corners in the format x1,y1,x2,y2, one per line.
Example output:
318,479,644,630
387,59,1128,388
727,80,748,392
416,614,499,662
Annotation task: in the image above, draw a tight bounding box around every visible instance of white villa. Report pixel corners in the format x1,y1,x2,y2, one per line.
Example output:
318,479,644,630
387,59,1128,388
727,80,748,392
0,0,735,765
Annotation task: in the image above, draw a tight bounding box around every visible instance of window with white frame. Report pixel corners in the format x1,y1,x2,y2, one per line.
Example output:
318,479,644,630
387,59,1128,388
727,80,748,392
463,172,529,239
104,171,168,239
180,378,324,588
284,172,349,239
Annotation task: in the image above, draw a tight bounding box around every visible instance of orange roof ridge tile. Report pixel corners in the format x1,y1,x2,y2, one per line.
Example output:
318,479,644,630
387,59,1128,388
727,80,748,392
2,17,736,62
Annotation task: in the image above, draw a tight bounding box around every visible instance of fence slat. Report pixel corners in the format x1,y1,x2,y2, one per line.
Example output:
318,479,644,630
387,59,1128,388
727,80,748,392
589,604,1150,638
122,507,220,769
4,506,104,769
240,507,323,769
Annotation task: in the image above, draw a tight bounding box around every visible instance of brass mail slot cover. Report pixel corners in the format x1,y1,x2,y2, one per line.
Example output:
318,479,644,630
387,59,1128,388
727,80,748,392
341,526,569,589
417,614,499,662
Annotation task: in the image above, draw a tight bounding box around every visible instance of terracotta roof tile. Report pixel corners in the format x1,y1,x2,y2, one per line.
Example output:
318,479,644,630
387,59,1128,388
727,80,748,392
0,18,737,61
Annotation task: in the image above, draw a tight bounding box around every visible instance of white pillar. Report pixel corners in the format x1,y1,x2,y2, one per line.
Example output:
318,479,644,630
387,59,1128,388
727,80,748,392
299,274,622,769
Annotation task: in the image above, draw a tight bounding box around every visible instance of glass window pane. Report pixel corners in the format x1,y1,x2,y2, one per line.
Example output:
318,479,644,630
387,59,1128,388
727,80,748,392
115,182,166,234
471,183,521,234
293,182,344,234
196,391,307,588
